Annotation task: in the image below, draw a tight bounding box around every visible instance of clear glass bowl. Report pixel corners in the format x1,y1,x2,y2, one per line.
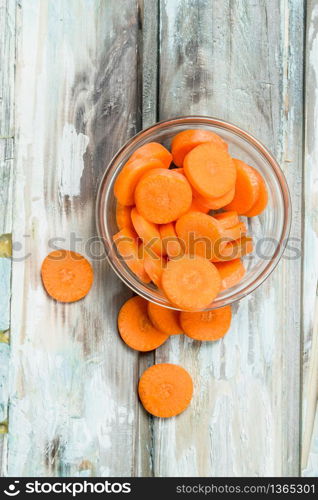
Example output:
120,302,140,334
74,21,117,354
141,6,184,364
96,116,291,310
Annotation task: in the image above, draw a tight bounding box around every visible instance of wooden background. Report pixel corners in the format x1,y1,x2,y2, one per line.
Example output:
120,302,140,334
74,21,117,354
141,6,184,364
0,0,317,477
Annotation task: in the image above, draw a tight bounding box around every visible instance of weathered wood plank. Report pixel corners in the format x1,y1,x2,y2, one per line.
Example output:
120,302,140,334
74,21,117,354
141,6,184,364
302,0,318,477
8,0,142,476
0,0,15,137
156,0,303,476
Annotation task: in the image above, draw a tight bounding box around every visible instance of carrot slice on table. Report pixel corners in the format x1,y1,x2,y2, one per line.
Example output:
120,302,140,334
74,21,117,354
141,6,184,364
135,168,192,224
143,252,166,288
184,142,236,198
175,211,224,259
180,306,232,341
138,363,193,417
113,227,150,283
159,222,183,258
223,222,247,241
211,236,254,262
148,302,183,335
116,203,133,230
41,250,93,303
114,157,165,206
131,208,164,256
161,255,221,311
244,168,268,216
171,129,228,167
213,211,239,229
129,142,172,168
118,296,169,351
215,259,246,290
224,159,260,214
193,187,235,210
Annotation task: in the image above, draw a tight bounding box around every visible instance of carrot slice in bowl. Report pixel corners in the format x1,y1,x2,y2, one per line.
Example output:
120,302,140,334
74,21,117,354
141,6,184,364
161,255,221,311
223,222,247,241
113,227,150,283
131,208,164,256
180,306,232,341
148,301,183,335
116,203,133,230
135,168,192,224
211,236,254,262
184,142,236,198
215,259,246,290
193,187,235,210
41,250,94,303
118,296,169,351
130,142,172,168
143,251,166,288
138,363,193,417
159,222,183,258
171,129,227,167
224,159,260,214
213,211,239,229
114,157,166,206
244,168,268,217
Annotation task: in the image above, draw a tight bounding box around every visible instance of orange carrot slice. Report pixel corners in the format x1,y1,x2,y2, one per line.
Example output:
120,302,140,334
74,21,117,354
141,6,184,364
113,227,150,283
118,296,168,351
161,255,221,311
171,129,228,167
223,222,247,241
135,168,192,224
244,168,268,216
180,306,232,341
114,157,166,206
188,197,210,214
213,211,239,229
212,236,254,262
130,142,172,168
215,259,246,290
148,302,183,335
138,363,193,417
193,187,235,210
116,203,133,230
159,222,183,258
224,159,260,214
131,208,163,256
41,250,94,303
175,211,225,259
184,142,236,198
143,252,166,288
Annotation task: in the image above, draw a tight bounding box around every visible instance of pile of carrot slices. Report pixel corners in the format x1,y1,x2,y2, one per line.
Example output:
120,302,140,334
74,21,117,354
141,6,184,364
113,129,268,311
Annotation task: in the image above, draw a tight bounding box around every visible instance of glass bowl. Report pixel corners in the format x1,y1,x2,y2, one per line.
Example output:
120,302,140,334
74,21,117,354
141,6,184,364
96,116,291,310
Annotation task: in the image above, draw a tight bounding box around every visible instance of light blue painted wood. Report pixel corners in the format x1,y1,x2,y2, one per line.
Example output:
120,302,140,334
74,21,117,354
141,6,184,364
0,258,11,331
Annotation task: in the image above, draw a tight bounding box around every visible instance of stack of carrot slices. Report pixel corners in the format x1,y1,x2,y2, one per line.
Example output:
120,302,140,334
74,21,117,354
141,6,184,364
118,296,232,417
113,130,268,311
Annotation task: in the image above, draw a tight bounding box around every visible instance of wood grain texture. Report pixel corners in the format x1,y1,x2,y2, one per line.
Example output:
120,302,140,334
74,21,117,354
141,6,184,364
8,0,143,477
302,0,318,477
156,0,303,477
0,0,15,137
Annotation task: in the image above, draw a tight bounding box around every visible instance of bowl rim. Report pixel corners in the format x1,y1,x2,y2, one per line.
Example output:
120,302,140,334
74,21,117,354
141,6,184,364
96,115,292,310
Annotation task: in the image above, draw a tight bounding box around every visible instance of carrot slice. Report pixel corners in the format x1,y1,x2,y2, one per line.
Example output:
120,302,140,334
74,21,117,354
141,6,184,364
159,222,183,258
213,211,239,229
138,363,193,417
184,142,236,198
180,306,232,341
224,159,260,214
171,129,228,167
116,203,133,230
175,212,225,259
161,255,221,311
118,296,168,351
223,222,247,241
113,227,150,283
130,142,172,168
41,250,93,303
143,252,166,287
193,187,235,210
135,168,192,224
244,168,268,216
211,236,254,262
188,197,210,214
131,208,163,256
215,259,246,290
148,302,183,335
114,157,166,206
